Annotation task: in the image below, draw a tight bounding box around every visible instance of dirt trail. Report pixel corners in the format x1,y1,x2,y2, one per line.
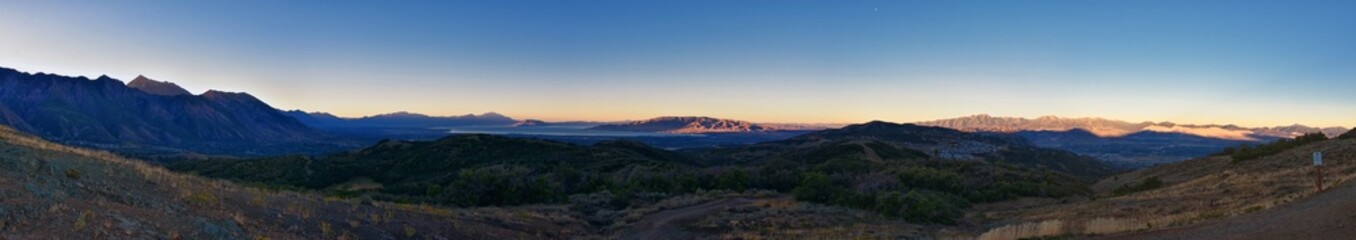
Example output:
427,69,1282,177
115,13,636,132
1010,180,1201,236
1107,181,1356,240
619,198,754,240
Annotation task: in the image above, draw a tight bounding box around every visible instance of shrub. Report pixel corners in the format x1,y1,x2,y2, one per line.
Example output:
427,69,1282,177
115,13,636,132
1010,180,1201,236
1112,176,1163,196
899,190,967,224
793,173,837,203
445,166,562,207
250,194,266,207
186,190,220,207
65,168,81,179
714,169,751,191
320,222,332,238
873,191,907,217
74,210,93,231
896,166,963,192
368,213,383,224
1195,210,1227,221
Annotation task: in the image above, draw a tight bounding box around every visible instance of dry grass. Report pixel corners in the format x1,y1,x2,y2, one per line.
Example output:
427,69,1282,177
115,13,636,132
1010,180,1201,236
687,197,926,239
976,217,1149,240
969,139,1356,240
0,126,594,239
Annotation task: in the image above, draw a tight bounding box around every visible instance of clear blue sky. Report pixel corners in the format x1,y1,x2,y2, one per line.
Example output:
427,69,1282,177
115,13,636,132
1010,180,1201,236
1,1,1353,127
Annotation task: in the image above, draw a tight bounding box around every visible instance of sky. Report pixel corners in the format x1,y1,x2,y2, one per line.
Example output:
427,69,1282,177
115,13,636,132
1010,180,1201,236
1,1,1354,127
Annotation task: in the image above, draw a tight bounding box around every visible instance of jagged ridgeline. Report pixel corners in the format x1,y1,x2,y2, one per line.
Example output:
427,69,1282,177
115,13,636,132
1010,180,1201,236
171,121,1113,224
0,68,356,156
0,125,587,239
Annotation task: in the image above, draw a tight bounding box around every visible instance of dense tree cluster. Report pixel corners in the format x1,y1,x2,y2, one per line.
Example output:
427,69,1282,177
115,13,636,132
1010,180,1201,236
172,132,1099,225
783,153,1087,223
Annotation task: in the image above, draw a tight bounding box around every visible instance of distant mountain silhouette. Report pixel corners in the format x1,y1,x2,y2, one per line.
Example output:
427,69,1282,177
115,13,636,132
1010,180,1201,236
281,110,346,126
590,116,776,133
917,115,1348,168
512,119,550,127
1252,124,1350,139
0,67,350,156
283,110,515,128
918,114,1346,140
1014,129,1255,168
918,115,1146,137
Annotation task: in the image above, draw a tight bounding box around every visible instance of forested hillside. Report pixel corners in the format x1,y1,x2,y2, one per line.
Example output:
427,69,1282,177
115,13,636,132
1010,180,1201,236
172,121,1111,225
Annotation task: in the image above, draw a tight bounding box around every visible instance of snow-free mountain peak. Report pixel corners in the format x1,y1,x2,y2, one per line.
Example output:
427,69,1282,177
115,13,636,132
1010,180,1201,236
589,116,773,133
127,75,192,96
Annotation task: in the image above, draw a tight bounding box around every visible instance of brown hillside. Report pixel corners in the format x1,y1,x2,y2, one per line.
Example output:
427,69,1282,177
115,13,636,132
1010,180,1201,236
0,126,589,239
971,138,1356,240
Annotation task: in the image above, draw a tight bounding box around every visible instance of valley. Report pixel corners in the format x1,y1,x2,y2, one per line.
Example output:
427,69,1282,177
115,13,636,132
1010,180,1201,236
0,64,1352,239
7,98,1351,239
1,1,1351,238
0,125,589,239
919,115,1346,168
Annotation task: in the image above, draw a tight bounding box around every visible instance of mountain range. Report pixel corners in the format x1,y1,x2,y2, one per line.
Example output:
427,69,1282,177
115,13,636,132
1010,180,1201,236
283,110,515,128
512,119,551,127
0,67,349,156
589,116,774,133
916,114,1349,168
917,114,1346,140
17,66,1356,238
587,116,837,134
0,65,1339,170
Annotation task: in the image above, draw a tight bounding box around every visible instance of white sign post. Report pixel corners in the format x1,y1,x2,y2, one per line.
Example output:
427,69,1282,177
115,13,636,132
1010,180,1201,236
1315,152,1325,192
